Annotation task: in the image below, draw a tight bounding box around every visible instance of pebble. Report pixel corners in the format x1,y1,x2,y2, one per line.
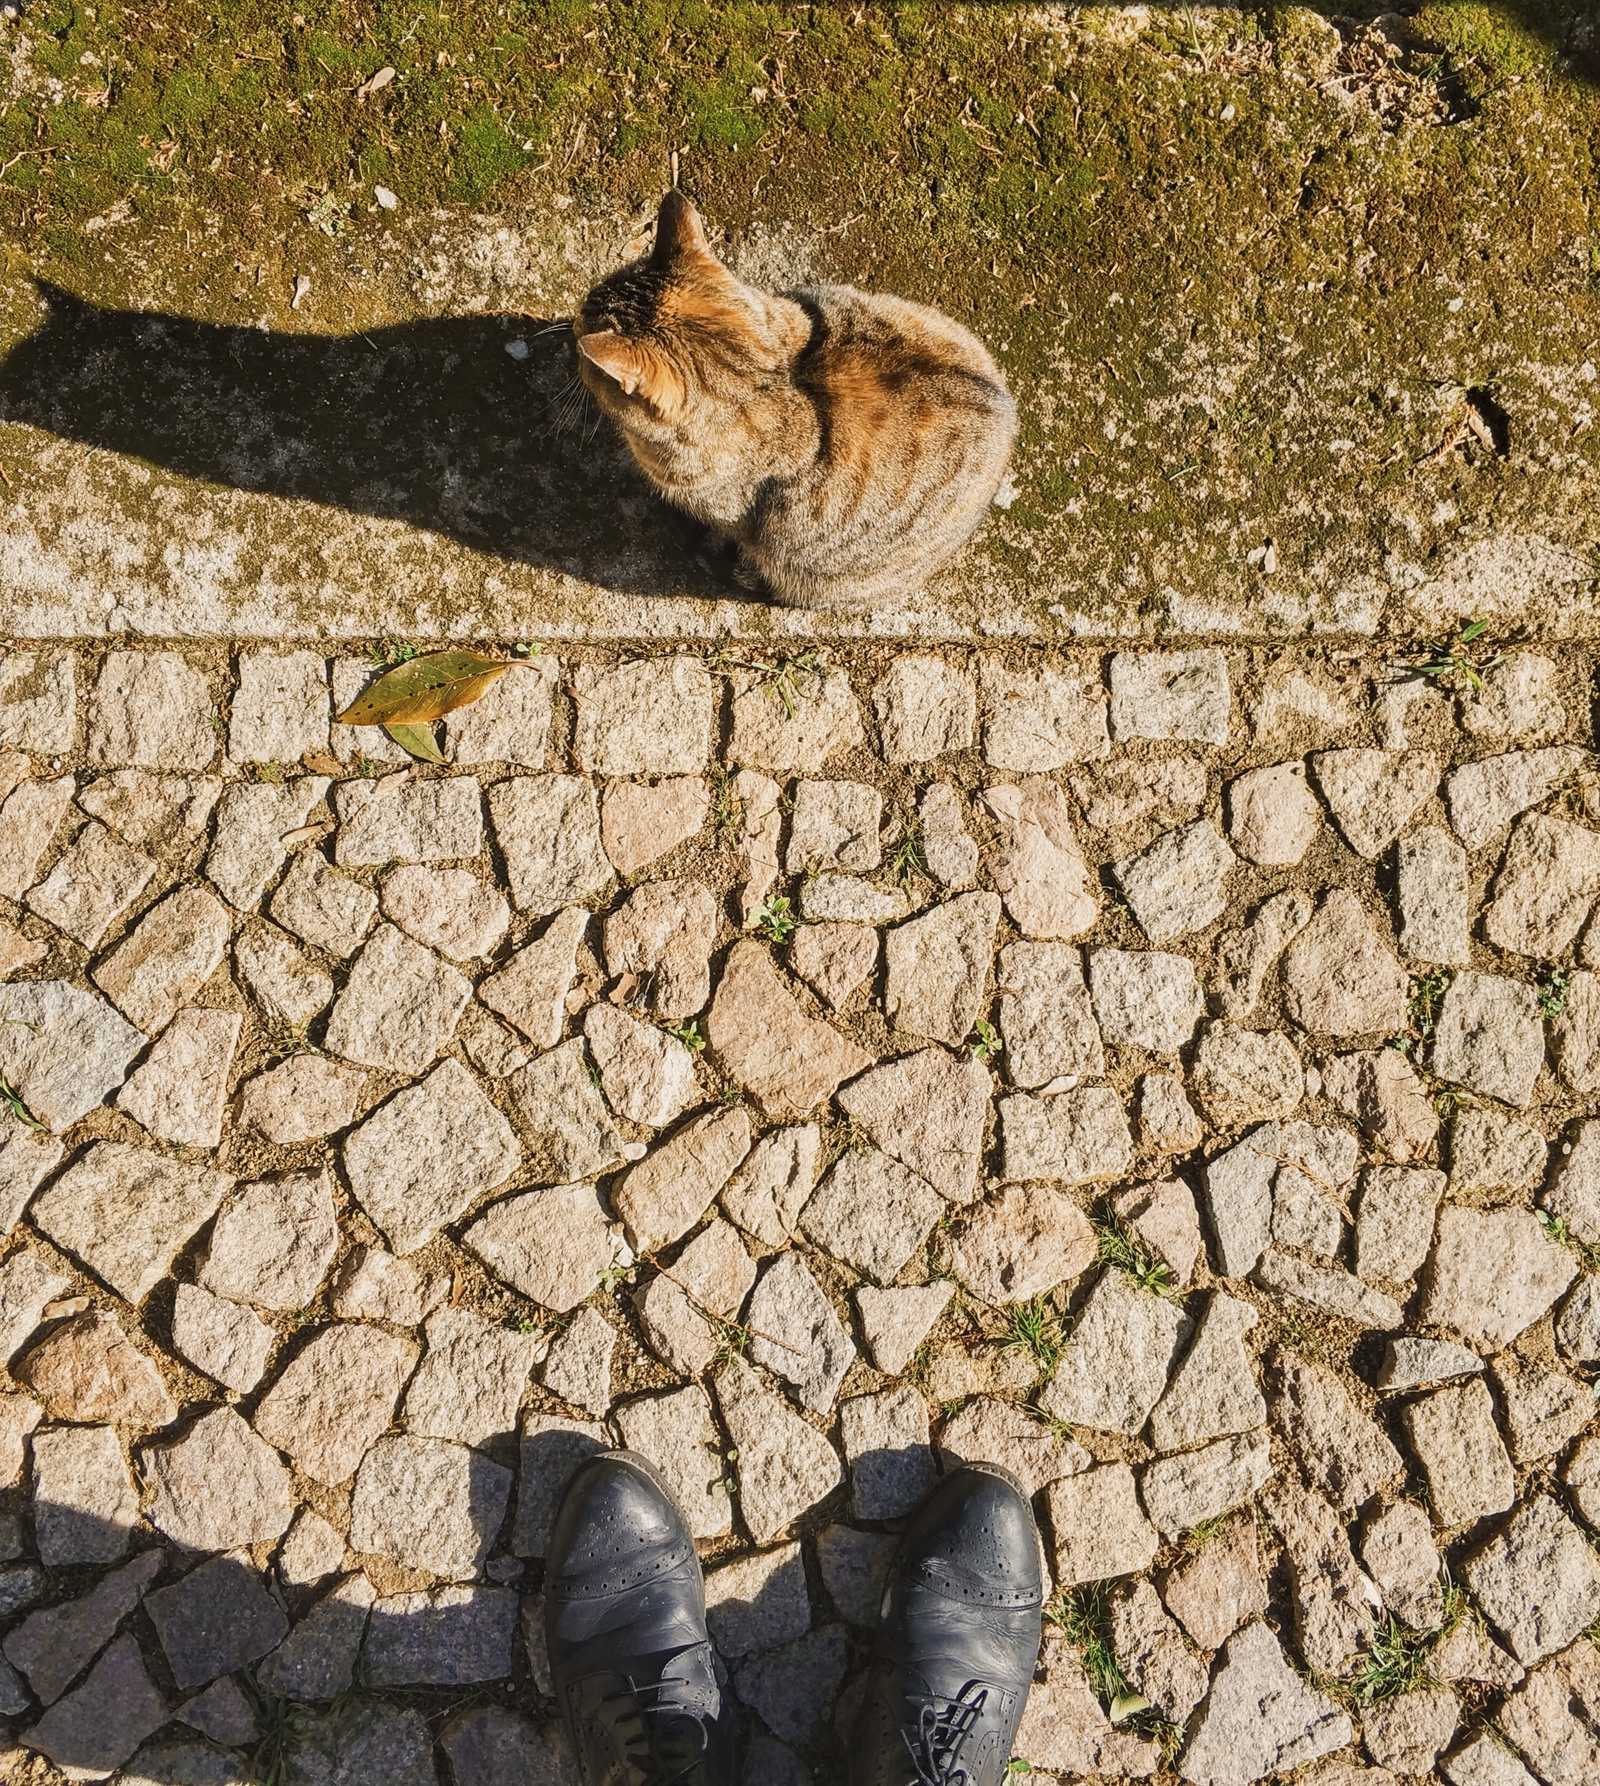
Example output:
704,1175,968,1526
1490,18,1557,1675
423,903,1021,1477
1109,1576,1211,1724
4,1546,161,1706
836,1046,990,1206
1319,1046,1437,1160
1271,1356,1402,1511
1360,1498,1444,1630
1443,746,1585,851
791,920,878,1010
573,657,713,776
406,1304,544,1447
584,1002,699,1127
1046,1462,1159,1585
22,1632,168,1779
600,775,708,876
18,1309,175,1428
1377,1335,1485,1390
459,1004,533,1078
745,1250,856,1414
1484,810,1600,956
141,1405,295,1551
1086,945,1202,1055
1397,826,1471,965
278,1508,347,1587
872,655,975,763
841,1385,935,1518
1498,1644,1600,1781
998,1085,1132,1184
1449,1107,1547,1194
1463,1493,1600,1664
707,939,871,1118
1215,887,1313,1021
0,981,144,1138
349,1433,513,1578
0,1113,64,1236
714,1354,843,1543
855,1281,953,1377
504,1032,627,1177
733,1623,849,1745
1555,1275,1600,1365
201,1168,339,1311
114,1006,238,1147
146,1552,289,1688
271,848,376,956
981,778,1099,939
228,651,329,764
613,1106,751,1256
1310,748,1437,859
206,777,330,909
1254,1249,1402,1329
1109,648,1230,744
816,1524,896,1627
1148,1291,1264,1452
1113,817,1235,943
1225,760,1320,864
979,662,1109,771
1115,1177,1203,1282
175,1278,278,1385
1139,1429,1273,1536
603,879,719,1018
727,663,863,778
257,1572,376,1701
31,1424,140,1565
918,781,977,887
1191,1023,1304,1126
719,1123,819,1250
464,1180,618,1313
93,882,233,1035
235,922,332,1026
444,652,559,765
1177,1621,1352,1786
637,1218,755,1375
0,1390,39,1486
800,1149,943,1286
331,1244,446,1326
705,1541,811,1658
1355,1165,1445,1284
1156,1512,1267,1650
0,773,73,901
614,1385,731,1539
253,1324,419,1487
1491,1357,1595,1463
937,1397,1089,1493
440,1705,573,1786
487,773,613,913
365,1583,519,1686
324,921,472,1075
883,889,1002,1045
787,778,882,873
32,1139,230,1303
1459,651,1565,742
512,1412,609,1557
1280,889,1407,1036
1441,1733,1538,1786
87,652,214,771
940,1181,1095,1305
540,1305,617,1420
177,1673,259,1747
282,1699,437,1786
799,872,908,924
1552,967,1600,1091
343,1057,521,1254
26,817,156,947
734,767,782,923
1042,1267,1192,1437
1013,1628,1161,1778
238,1053,366,1144
1399,1377,1516,1528
1136,1074,1204,1154
1420,1204,1576,1349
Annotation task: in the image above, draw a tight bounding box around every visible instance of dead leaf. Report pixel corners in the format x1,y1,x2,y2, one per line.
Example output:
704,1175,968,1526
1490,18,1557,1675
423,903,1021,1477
355,65,396,101
450,1268,465,1306
384,722,448,765
609,972,641,1006
336,650,514,726
301,750,343,776
280,822,334,847
563,987,588,1015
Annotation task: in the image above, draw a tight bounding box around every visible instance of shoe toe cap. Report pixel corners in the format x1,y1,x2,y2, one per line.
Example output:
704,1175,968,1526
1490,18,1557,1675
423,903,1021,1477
547,1451,693,1593
907,1465,1042,1602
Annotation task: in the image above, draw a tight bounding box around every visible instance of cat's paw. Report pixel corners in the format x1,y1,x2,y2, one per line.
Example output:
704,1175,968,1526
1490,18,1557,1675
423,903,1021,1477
732,548,766,592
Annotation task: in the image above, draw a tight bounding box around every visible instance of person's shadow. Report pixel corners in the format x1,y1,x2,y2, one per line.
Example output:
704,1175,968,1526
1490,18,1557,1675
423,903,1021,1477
0,282,728,598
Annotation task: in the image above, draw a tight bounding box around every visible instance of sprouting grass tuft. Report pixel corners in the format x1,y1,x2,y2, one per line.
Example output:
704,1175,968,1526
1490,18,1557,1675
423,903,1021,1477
1000,1294,1066,1376
1350,1570,1468,1705
749,894,797,945
1538,967,1570,1018
1093,1215,1183,1299
1046,1582,1127,1703
1407,968,1454,1040
970,1018,1002,1064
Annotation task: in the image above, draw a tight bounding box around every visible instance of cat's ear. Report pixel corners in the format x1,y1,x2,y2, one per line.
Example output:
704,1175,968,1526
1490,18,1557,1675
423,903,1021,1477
576,330,683,411
652,187,711,265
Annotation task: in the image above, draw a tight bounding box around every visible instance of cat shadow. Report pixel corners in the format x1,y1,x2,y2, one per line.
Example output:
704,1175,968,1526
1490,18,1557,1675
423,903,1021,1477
0,282,745,599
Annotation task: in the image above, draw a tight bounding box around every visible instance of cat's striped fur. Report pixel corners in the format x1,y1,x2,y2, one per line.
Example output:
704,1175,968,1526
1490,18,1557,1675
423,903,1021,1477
575,190,1016,612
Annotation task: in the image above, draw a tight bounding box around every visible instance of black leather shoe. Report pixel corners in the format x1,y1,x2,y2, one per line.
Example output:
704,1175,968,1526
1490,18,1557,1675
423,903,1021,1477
850,1463,1043,1786
545,1450,738,1786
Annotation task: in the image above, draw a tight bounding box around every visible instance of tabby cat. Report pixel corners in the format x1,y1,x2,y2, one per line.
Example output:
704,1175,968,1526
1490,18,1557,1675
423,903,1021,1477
574,189,1016,611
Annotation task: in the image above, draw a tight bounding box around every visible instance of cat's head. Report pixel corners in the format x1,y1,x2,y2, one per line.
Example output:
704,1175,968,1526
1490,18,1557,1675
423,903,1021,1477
574,190,768,426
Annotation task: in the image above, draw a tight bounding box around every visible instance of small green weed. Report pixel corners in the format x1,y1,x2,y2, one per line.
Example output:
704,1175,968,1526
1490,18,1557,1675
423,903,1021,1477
750,895,797,945
1539,968,1570,1018
510,1314,541,1335
1093,1217,1181,1300
371,639,421,667
1407,969,1454,1040
888,813,927,891
1538,1207,1571,1244
243,1677,299,1785
0,1074,44,1132
513,641,542,658
1001,1295,1066,1376
597,1262,632,1293
1184,1512,1229,1550
715,647,820,719
668,1019,706,1053
1352,1572,1466,1704
261,1018,314,1061
1408,619,1504,692
710,767,744,848
970,1019,1002,1064
253,760,285,785
1046,1582,1127,1702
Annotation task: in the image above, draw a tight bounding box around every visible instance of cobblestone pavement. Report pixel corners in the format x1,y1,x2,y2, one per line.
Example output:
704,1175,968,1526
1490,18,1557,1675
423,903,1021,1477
0,638,1598,1783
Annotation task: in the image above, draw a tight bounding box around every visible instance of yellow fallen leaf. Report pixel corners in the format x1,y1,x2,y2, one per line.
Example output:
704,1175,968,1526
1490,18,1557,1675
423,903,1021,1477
384,722,448,764
335,650,514,727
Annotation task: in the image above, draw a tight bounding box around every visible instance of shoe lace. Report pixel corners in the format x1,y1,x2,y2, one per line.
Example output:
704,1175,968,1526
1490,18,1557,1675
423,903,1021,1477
594,1670,714,1785
900,1680,990,1786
